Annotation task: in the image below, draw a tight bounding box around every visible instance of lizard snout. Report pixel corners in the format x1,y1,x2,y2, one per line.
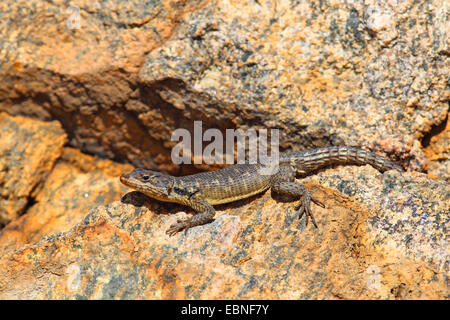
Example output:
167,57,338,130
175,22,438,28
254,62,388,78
120,173,131,183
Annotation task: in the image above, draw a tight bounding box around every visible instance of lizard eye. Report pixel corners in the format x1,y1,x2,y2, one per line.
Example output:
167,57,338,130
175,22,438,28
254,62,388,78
142,175,150,181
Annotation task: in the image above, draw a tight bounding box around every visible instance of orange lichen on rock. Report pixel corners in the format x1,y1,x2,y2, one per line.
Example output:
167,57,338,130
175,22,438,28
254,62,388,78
0,147,133,254
0,165,447,299
0,113,66,225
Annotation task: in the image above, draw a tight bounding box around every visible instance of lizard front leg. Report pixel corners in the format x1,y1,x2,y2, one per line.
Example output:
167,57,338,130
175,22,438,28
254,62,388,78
271,181,325,228
166,199,215,236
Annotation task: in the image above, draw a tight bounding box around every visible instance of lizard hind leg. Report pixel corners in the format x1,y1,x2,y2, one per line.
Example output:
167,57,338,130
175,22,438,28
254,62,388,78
166,199,216,236
271,181,325,228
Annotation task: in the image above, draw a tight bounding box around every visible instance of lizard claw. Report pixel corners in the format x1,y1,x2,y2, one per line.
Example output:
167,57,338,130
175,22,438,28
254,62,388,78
311,196,325,208
295,194,324,228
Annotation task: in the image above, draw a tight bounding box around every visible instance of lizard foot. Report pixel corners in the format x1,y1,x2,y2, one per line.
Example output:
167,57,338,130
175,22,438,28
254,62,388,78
295,193,325,228
166,219,191,236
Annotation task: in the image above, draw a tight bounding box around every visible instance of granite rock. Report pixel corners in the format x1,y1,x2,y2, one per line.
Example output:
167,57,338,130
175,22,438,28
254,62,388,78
0,0,209,171
0,0,447,178
140,0,448,177
0,166,447,299
0,147,133,254
0,0,448,300
0,113,66,225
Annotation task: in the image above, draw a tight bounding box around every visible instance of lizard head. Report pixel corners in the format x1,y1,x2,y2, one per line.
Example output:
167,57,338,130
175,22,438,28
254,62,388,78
120,168,175,200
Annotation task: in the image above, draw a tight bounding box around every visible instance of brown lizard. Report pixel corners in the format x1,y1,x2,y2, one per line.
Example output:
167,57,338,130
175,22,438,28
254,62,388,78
120,146,402,235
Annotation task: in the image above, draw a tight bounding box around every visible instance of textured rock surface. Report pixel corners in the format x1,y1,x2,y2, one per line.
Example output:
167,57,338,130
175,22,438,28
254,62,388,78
0,0,447,178
0,167,447,299
0,148,133,254
423,118,449,180
0,0,209,171
0,0,207,75
139,0,448,175
0,0,448,300
0,113,66,225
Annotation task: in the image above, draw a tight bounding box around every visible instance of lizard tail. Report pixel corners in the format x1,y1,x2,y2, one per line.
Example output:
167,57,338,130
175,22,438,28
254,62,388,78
284,146,403,173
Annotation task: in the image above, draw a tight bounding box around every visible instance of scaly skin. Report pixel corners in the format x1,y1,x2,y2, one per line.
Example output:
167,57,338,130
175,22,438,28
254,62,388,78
120,146,403,235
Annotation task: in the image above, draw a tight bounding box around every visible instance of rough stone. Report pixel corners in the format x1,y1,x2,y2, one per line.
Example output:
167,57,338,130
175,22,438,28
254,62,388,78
139,0,448,176
0,113,66,225
0,147,133,253
423,118,449,181
0,167,447,299
0,0,448,300
0,0,209,171
0,0,447,179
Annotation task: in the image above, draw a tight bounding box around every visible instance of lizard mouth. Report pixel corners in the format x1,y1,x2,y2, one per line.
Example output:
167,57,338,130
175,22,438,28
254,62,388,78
120,174,143,191
120,173,169,199
120,173,131,185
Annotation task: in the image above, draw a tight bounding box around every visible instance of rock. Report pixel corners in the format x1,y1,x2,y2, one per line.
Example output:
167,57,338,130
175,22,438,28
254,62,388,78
0,0,447,300
0,0,447,178
0,148,133,254
0,113,66,225
423,118,449,181
0,0,209,170
0,166,447,299
309,166,449,274
139,0,448,176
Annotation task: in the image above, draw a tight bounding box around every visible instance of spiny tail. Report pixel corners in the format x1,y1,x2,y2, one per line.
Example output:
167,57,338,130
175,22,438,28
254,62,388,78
283,146,403,173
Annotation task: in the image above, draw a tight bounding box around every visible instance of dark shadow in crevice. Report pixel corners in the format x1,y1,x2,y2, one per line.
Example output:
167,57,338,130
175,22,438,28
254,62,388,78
121,189,268,218
421,106,448,148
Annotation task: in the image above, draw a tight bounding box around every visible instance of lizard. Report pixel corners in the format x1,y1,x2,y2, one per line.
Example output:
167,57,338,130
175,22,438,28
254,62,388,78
120,146,403,235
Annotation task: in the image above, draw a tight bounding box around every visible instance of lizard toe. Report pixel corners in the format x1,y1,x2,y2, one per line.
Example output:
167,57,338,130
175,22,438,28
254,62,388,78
166,220,188,236
295,196,318,228
311,196,325,208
